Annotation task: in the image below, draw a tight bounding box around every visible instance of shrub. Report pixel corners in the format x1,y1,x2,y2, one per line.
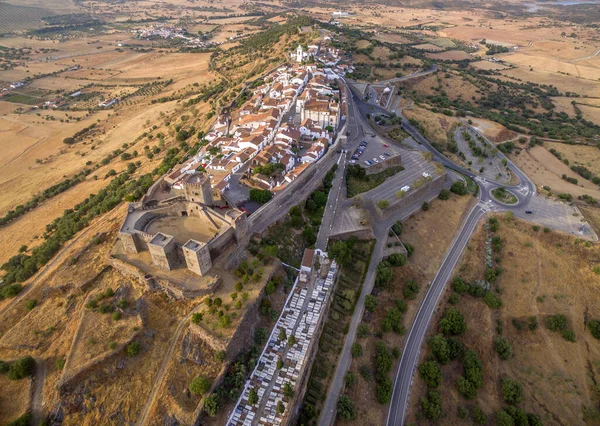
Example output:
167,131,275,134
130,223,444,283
351,343,363,358
494,336,513,360
254,327,267,345
337,395,357,420
0,361,8,373
562,330,576,342
248,388,258,405
203,393,220,416
234,282,244,292
429,335,450,364
25,299,37,310
125,341,141,357
56,358,66,371
357,324,370,338
496,410,515,426
501,377,523,404
365,295,378,313
6,413,32,426
447,337,464,360
117,299,129,309
462,350,483,389
449,292,460,305
191,312,203,324
472,406,487,424
439,308,466,335
456,376,477,399
219,314,232,328
189,375,211,395
420,390,443,420
112,311,122,321
214,350,226,363
450,181,468,195
8,356,35,380
375,341,393,382
546,314,568,331
484,291,503,309
359,365,372,381
376,378,393,405
387,253,407,267
438,189,451,200
422,201,430,211
403,280,419,299
345,371,356,388
419,361,442,388
589,319,600,339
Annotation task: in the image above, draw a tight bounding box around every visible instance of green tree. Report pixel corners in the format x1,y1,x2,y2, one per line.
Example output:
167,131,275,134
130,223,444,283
248,388,258,405
249,189,273,204
125,341,141,357
337,394,357,420
387,253,407,267
283,382,295,398
450,181,468,195
420,390,443,420
365,295,378,313
254,327,267,345
438,189,451,200
429,335,450,364
189,375,211,395
439,308,466,335
376,376,393,404
472,406,487,424
494,336,513,360
456,376,477,399
419,361,442,388
484,291,503,309
8,357,35,380
204,393,220,416
329,241,352,266
214,350,226,363
589,319,600,339
276,400,285,414
352,342,363,357
278,328,287,342
345,371,356,388
496,410,515,426
501,377,523,404
462,349,483,389
375,261,394,290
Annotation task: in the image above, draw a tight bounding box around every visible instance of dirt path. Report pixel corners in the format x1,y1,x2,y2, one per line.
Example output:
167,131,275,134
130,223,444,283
135,302,204,426
569,48,600,63
31,357,47,425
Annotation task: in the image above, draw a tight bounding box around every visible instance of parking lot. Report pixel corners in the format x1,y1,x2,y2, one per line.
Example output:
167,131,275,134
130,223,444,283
349,133,401,168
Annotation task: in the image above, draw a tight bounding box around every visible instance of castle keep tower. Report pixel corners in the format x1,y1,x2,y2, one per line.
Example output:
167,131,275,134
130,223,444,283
182,239,213,276
183,172,213,206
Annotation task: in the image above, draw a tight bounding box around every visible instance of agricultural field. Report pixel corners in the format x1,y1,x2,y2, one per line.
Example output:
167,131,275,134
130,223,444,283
425,50,473,61
407,216,600,426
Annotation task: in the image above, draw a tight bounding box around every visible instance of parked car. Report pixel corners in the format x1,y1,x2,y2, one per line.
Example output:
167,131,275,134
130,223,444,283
384,152,391,157
373,158,379,163
383,144,389,147
401,185,411,192
364,160,370,165
525,210,533,214
422,172,431,178
350,159,356,164
379,155,385,160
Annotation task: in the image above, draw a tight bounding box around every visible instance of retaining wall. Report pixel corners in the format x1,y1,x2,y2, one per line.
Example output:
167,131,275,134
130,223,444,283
365,153,402,176
376,172,448,218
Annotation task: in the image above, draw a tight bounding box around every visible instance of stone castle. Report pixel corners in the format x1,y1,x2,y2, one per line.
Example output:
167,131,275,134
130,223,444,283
118,171,248,276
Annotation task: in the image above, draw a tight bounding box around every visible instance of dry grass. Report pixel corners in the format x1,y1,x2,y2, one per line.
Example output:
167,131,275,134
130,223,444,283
0,375,31,426
545,142,600,177
408,217,600,425
403,105,460,147
510,147,600,200
468,117,517,143
425,50,473,61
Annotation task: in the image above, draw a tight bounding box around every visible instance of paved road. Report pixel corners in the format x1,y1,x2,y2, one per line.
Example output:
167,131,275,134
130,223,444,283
316,152,348,251
386,203,486,426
